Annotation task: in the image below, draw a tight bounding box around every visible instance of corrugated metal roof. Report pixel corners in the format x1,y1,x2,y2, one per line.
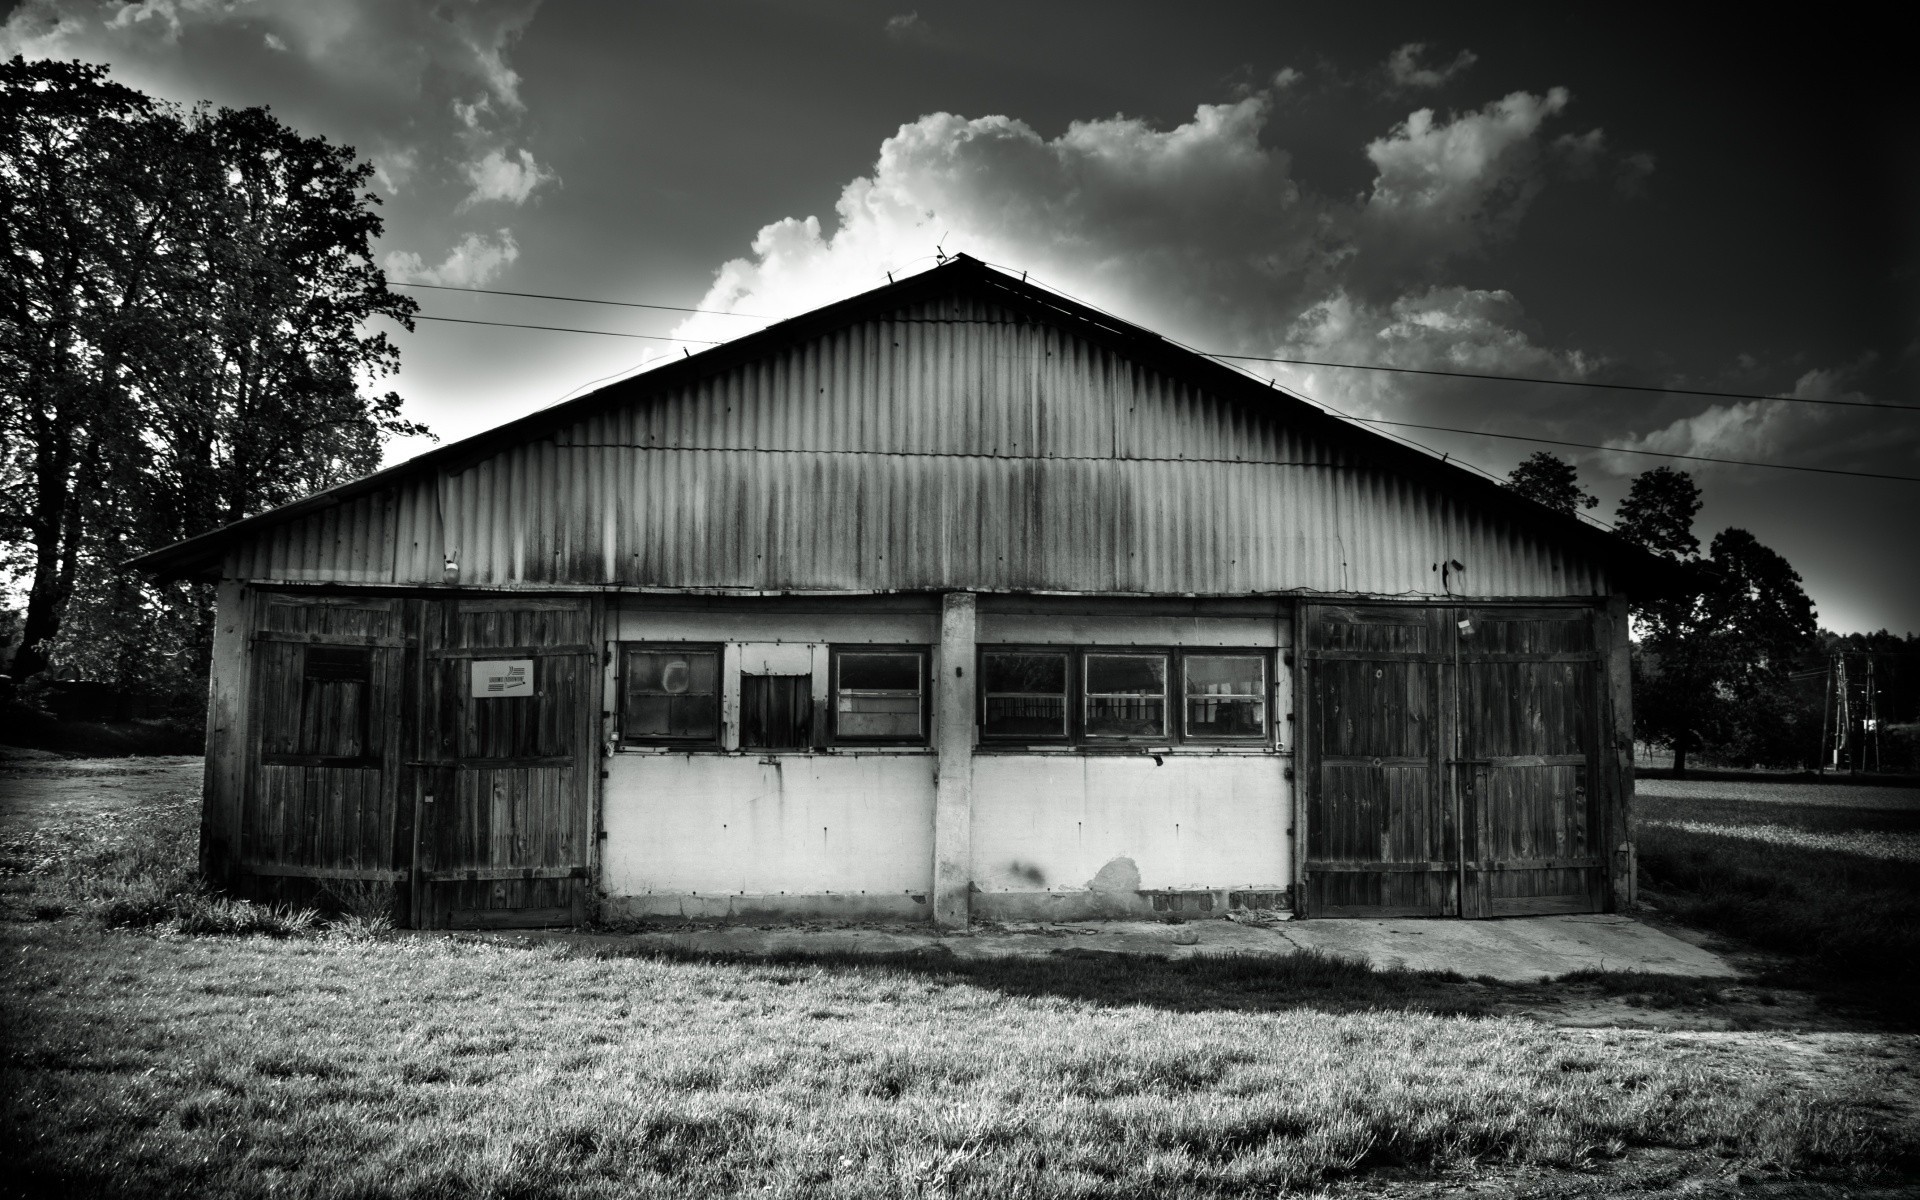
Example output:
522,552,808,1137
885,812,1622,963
215,280,1615,599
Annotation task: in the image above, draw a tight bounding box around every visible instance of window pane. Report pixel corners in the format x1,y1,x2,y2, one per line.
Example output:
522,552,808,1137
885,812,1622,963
627,650,717,697
984,653,1066,694
983,652,1068,738
1085,653,1167,737
837,693,920,738
839,653,920,690
1186,698,1266,737
1086,653,1165,694
624,648,719,740
1086,697,1165,737
1185,655,1263,694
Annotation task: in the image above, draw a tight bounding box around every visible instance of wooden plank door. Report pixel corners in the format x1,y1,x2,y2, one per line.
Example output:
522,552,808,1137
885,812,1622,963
242,595,409,904
1298,605,1456,917
1455,608,1607,916
413,597,600,929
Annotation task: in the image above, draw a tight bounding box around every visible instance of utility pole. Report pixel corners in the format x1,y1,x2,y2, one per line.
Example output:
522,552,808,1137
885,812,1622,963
1865,655,1881,774
1829,655,1851,772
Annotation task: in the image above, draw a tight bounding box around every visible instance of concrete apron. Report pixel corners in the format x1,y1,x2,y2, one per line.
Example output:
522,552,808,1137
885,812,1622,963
471,914,1737,984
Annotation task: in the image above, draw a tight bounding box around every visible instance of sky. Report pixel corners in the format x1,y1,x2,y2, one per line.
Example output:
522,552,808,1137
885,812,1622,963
5,1,1916,632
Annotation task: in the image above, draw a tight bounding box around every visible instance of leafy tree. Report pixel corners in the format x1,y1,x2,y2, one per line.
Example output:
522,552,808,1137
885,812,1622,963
1,57,423,698
1614,467,1819,770
1506,450,1598,514
1612,465,1700,559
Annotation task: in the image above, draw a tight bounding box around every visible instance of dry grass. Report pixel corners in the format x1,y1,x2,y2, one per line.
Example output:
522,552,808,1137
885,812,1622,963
0,785,1915,1198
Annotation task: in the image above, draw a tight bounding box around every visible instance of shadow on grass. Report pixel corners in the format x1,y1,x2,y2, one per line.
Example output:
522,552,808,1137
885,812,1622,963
572,939,1894,1029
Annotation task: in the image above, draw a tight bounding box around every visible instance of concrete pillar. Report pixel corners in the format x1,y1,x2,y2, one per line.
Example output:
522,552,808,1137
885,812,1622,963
932,592,977,928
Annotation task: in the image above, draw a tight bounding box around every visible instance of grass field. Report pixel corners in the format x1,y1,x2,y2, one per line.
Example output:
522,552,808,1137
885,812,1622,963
1635,782,1920,992
2,766,1917,1198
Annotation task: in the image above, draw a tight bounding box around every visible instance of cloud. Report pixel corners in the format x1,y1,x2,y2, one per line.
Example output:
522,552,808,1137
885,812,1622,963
1600,364,1919,480
384,229,520,287
884,12,939,45
1615,151,1656,198
663,85,1594,426
460,146,556,207
1357,88,1570,278
1271,67,1303,90
1385,42,1477,89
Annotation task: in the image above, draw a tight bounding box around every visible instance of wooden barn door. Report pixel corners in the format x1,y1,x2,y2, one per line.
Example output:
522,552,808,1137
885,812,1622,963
1454,608,1606,916
243,595,409,899
1298,603,1611,918
1297,606,1454,917
412,598,600,929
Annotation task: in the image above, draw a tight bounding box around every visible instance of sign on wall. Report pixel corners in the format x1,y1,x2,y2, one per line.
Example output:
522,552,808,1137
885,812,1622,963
471,659,534,698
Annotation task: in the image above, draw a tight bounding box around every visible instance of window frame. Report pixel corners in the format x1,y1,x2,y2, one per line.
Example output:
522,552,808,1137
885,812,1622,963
974,645,1276,748
978,646,1074,744
828,645,931,746
1179,651,1271,744
619,642,724,749
1081,648,1174,743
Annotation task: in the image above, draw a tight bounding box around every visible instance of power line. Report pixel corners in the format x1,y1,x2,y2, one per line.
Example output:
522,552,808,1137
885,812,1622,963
386,277,1920,485
978,261,1920,488
1201,352,1918,412
1344,417,1920,483
404,313,723,345
393,281,767,319
395,276,1915,412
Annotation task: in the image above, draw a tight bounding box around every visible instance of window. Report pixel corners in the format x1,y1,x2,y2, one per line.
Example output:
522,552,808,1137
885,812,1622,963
833,649,926,741
622,645,720,744
981,651,1069,739
297,645,370,759
1183,655,1267,739
741,674,813,749
1084,652,1168,738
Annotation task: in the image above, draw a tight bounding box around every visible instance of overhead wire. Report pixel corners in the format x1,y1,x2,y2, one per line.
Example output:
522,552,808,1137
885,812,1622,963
385,267,1920,484
1199,352,1919,411
393,280,768,319
404,313,723,344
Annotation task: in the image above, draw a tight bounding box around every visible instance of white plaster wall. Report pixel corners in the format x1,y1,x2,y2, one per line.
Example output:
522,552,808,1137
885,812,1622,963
602,753,935,897
971,755,1290,892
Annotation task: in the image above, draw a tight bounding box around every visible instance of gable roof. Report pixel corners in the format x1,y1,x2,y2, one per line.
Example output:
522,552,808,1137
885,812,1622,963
126,254,1669,589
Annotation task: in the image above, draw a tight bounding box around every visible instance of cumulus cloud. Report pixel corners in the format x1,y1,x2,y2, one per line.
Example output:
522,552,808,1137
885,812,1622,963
1385,42,1477,89
1358,88,1571,277
460,146,556,207
664,86,1599,423
384,229,520,287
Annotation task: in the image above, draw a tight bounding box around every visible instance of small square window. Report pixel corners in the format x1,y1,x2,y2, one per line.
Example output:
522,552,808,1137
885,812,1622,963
1184,654,1267,739
982,651,1069,739
1084,653,1167,738
834,650,925,741
623,646,720,743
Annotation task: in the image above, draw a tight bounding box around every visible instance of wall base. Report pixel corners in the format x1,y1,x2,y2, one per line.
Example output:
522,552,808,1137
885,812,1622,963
600,892,931,923
972,888,1289,923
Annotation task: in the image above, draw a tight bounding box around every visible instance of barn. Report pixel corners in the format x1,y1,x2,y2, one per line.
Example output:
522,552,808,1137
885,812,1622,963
129,255,1658,930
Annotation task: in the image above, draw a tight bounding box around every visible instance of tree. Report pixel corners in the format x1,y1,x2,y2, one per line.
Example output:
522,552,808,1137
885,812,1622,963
1614,466,1819,771
1612,465,1700,559
0,58,171,682
1506,451,1598,514
1,57,423,696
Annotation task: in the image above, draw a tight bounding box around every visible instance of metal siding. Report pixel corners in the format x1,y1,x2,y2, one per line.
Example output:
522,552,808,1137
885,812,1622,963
225,295,1610,597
